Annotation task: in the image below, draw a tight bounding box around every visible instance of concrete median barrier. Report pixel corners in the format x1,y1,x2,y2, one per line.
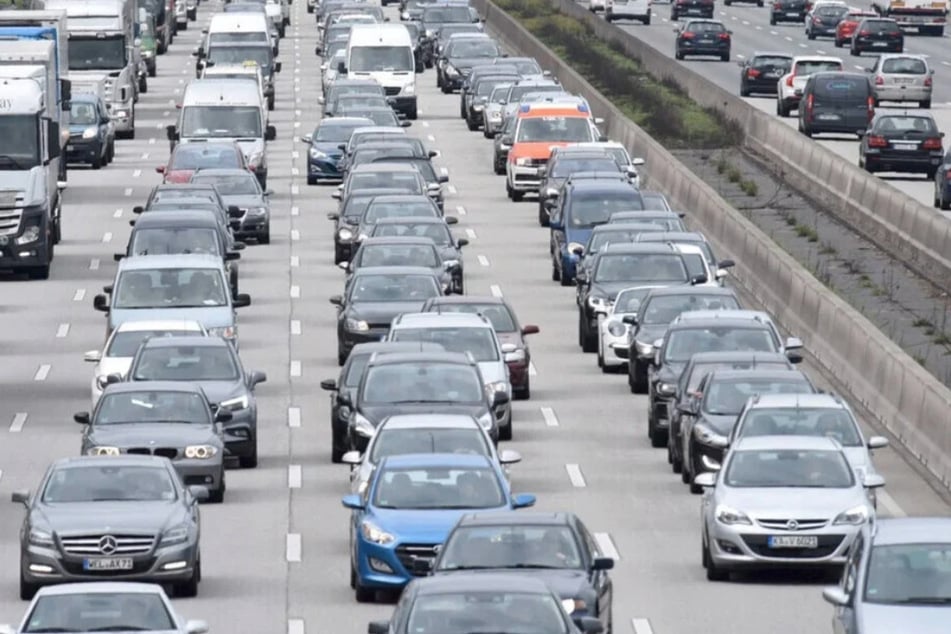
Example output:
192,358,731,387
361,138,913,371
474,0,951,491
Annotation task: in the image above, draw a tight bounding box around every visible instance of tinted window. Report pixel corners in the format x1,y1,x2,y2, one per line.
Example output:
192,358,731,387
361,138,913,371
594,254,688,283
131,228,220,256
365,199,439,221
432,303,517,332
114,268,228,308
865,544,951,603
372,222,451,245
752,56,792,71
725,449,854,488
191,173,260,195
738,407,862,446
446,39,500,58
863,19,899,32
664,327,778,362
358,244,439,268
348,274,441,302
374,467,504,509
370,428,490,462
351,172,422,193
551,158,620,177
641,294,741,324
132,345,239,381
816,5,847,16
794,60,842,75
812,76,869,99
390,326,499,361
881,57,927,74
704,377,813,416
569,192,643,225
439,525,583,570
362,363,483,403
170,145,242,168
42,465,177,502
589,229,654,252
24,593,176,633
873,115,938,134
107,329,198,357
686,21,725,32
516,116,594,143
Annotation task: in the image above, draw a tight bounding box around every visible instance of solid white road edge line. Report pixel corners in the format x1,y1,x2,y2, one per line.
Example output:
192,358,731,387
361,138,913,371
565,464,586,487
540,407,559,427
286,534,302,562
10,412,28,433
594,532,620,560
288,407,301,428
288,465,302,489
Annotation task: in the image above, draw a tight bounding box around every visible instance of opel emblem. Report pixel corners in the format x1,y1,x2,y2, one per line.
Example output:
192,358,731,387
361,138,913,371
786,520,799,531
432,544,442,554
98,535,118,555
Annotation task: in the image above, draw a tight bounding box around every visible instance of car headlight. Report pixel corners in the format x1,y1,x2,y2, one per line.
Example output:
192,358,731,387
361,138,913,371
338,227,353,241
607,321,627,337
561,598,588,615
29,528,53,546
82,126,98,140
184,445,218,459
248,152,264,168
16,225,40,245
485,381,510,400
345,318,369,332
515,157,531,166
656,382,676,397
425,29,434,37
360,520,394,545
220,394,249,411
634,340,654,357
357,233,369,241
87,446,120,456
403,83,415,94
504,348,526,363
209,326,237,340
833,505,869,526
544,187,559,198
567,242,584,258
160,524,190,546
477,412,493,429
247,206,267,216
353,412,375,438
693,423,728,448
142,49,154,58
715,504,752,526
114,109,128,118
489,110,501,120
473,104,484,111
587,296,608,310
310,148,327,159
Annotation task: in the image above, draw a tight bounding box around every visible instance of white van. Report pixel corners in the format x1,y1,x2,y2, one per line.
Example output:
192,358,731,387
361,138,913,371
204,12,276,56
200,62,268,113
342,24,419,119
168,78,276,186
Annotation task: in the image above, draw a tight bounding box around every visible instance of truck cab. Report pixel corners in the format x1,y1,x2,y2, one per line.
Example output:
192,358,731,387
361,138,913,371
342,24,420,120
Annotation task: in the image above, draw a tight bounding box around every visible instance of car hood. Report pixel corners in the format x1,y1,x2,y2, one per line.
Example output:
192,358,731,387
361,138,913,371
221,194,266,209
95,357,133,379
372,505,511,541
633,324,668,346
477,361,507,385
720,487,866,518
436,568,594,599
35,501,180,533
360,402,488,426
88,423,218,448
590,282,640,302
349,301,429,324
313,141,345,157
110,307,234,331
858,604,951,634
697,412,738,435
511,141,572,160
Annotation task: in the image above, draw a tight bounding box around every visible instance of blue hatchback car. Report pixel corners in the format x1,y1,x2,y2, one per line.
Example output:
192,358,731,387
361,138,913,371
66,94,115,169
302,117,373,184
342,453,536,602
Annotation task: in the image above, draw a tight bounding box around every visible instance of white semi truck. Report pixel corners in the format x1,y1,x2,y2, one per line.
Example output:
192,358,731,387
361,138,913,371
871,0,949,35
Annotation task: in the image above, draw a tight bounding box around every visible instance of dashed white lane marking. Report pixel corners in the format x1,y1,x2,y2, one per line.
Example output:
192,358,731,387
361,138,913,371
89,259,100,271
102,232,112,243
439,166,449,176
755,25,762,29
447,184,457,195
465,228,477,240
290,255,300,267
731,15,737,20
631,618,655,634
595,532,620,560
879,490,906,518
149,137,156,145
541,406,559,427
489,284,503,297
741,19,749,24
291,184,300,195
290,360,302,377
124,188,133,197
288,407,301,428
477,254,490,267
799,42,807,48
10,412,28,432
288,619,305,634
770,29,778,35
291,206,299,216
529,361,537,377
288,465,302,489
132,169,141,178
290,285,301,299
140,153,149,160
456,205,467,216
291,151,299,160
785,35,793,41
422,121,430,127
292,167,300,176
290,320,302,335
427,134,436,142
736,53,745,59
817,49,827,54
113,208,123,218
942,60,951,67
565,464,587,487
55,323,70,338
854,64,865,71
291,229,300,241
73,289,86,302
34,365,51,382
286,534,302,562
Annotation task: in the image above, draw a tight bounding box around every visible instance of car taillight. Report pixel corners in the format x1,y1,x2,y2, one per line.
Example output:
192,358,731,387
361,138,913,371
867,135,888,148
813,17,822,24
747,68,761,78
922,138,943,150
786,74,794,87
682,31,695,38
867,96,875,121
946,169,951,180
924,76,933,87
773,2,781,8
859,29,870,36
875,75,884,85
718,32,730,39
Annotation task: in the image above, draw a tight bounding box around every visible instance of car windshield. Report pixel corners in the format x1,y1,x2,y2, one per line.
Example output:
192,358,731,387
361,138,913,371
431,304,516,332
641,294,740,324
206,45,271,71
588,230,654,253
881,57,927,74
387,158,436,181
813,76,869,100
370,428,490,462
95,390,211,425
439,525,583,570
685,21,725,32
350,172,422,193
406,591,568,634
316,122,367,142
131,228,220,256
374,466,504,509
71,102,100,125
423,6,472,22
364,199,438,221
362,363,483,404
865,544,951,604
613,287,656,314
191,173,260,195
515,116,594,143
665,327,778,362
551,158,620,177
181,106,263,138
509,84,561,101
685,361,791,392
610,214,685,230
476,79,511,96
725,449,855,488
359,244,439,268
490,85,512,102
152,190,217,204
170,146,242,170
816,5,848,16
641,192,671,211
863,19,899,32
737,407,862,446
349,274,440,302
132,345,239,381
570,193,643,226
753,56,792,70
334,95,389,110
447,39,499,58
23,592,176,633
794,60,842,75
594,254,689,283
390,327,499,361
209,32,268,45
704,378,813,416
68,36,127,71
42,465,178,502
349,45,415,72
113,268,229,308
106,329,197,357
372,222,451,245
359,110,401,127
874,115,938,135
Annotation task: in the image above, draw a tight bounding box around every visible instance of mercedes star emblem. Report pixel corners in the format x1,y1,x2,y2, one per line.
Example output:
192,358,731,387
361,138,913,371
98,535,118,555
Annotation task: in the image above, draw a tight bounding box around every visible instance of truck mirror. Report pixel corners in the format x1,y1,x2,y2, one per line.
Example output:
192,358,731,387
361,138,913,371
47,121,61,160
166,125,179,141
120,86,129,102
61,79,72,104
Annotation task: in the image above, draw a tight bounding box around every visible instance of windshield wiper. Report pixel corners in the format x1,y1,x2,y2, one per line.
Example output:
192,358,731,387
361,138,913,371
26,628,74,633
87,627,151,632
892,596,951,604
0,154,29,169
503,563,563,569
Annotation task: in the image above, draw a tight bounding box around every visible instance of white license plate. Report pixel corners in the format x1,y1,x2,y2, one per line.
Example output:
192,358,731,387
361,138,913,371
817,113,839,120
83,557,133,571
873,41,888,46
893,143,917,151
786,11,799,16
768,535,818,548
893,78,914,84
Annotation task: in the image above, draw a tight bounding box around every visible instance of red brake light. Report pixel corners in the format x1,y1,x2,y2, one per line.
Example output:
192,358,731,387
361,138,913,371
922,138,943,150
682,31,695,38
946,170,951,180
747,68,761,78
867,135,888,148
859,29,870,36
786,74,794,87
867,96,875,121
718,32,730,39
874,75,884,85
924,77,933,87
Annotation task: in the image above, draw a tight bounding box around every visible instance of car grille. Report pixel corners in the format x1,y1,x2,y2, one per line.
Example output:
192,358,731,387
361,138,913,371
395,543,439,575
60,534,157,555
62,558,156,575
756,518,828,530
0,206,22,236
741,534,844,559
126,447,180,459
384,86,401,96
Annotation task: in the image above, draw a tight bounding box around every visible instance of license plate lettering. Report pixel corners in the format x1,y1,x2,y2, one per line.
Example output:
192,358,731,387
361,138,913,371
83,557,134,571
768,535,818,548
817,114,839,120
893,143,917,150
786,11,799,16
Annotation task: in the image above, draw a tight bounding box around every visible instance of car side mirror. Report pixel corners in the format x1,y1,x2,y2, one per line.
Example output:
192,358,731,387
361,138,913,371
166,124,178,141
500,342,517,354
785,336,803,351
301,134,313,143
499,449,522,465
693,472,716,488
332,190,342,200
155,165,166,174
214,409,233,423
521,324,539,335
690,274,708,285
445,216,459,225
93,294,109,312
232,242,247,251
863,474,886,489
275,61,283,73
337,61,347,74
337,261,349,271
187,485,210,502
227,206,243,219
249,370,267,388
320,378,338,391
367,621,389,634
492,390,510,407
622,315,638,326
84,350,102,363
455,238,468,247
592,556,614,571
342,493,365,510
437,174,449,183
575,616,603,634
512,493,536,509
500,135,512,145
341,450,362,465
329,295,344,306
400,120,412,128
266,125,277,141
11,490,31,506
74,412,91,425
184,620,209,634
224,251,241,262
233,293,251,308
571,245,584,256
327,212,340,220
822,586,849,607
867,436,889,450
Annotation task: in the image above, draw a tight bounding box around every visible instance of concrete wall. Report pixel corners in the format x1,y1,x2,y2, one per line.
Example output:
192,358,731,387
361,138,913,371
487,0,951,295
474,0,951,490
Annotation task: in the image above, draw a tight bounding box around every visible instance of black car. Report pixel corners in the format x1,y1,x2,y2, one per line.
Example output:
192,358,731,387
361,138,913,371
420,4,482,62
573,222,666,284
851,18,903,56
328,188,410,263
368,156,449,211
465,74,519,131
678,369,816,492
142,184,237,227
190,168,272,244
620,286,740,393
66,94,115,168
798,72,873,137
120,210,243,295
459,64,518,119
934,149,951,210
429,512,614,632
319,342,444,462
674,20,732,61
344,351,507,450
538,152,627,226
330,266,445,365
368,574,602,634
667,351,799,473
577,244,700,354
354,194,447,251
806,3,849,39
343,236,458,294
738,53,793,97
342,140,438,178
859,112,944,178
770,0,808,24
670,0,714,19
438,36,503,92
369,216,467,291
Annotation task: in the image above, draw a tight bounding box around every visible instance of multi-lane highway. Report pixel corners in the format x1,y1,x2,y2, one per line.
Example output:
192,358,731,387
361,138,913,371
600,1,951,218
1,1,950,633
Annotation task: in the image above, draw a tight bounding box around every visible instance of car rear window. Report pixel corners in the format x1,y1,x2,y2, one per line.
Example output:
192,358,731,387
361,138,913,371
752,56,792,70
816,5,847,16
873,115,938,134
687,22,726,32
863,19,899,32
795,60,842,75
812,76,869,99
882,57,927,74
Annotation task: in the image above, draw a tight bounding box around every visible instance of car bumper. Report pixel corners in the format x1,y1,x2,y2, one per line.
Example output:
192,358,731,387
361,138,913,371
804,117,867,134
341,328,388,355
354,539,420,589
809,25,837,35
508,164,543,191
234,213,270,238
679,42,729,55
66,140,103,162
608,6,650,17
171,457,224,489
22,541,199,585
707,521,858,569
390,95,417,115
309,157,343,179
0,239,50,269
873,86,930,102
771,10,806,21
600,331,630,368
222,408,256,457
743,78,782,94
854,38,902,51
506,360,530,391
864,150,942,173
